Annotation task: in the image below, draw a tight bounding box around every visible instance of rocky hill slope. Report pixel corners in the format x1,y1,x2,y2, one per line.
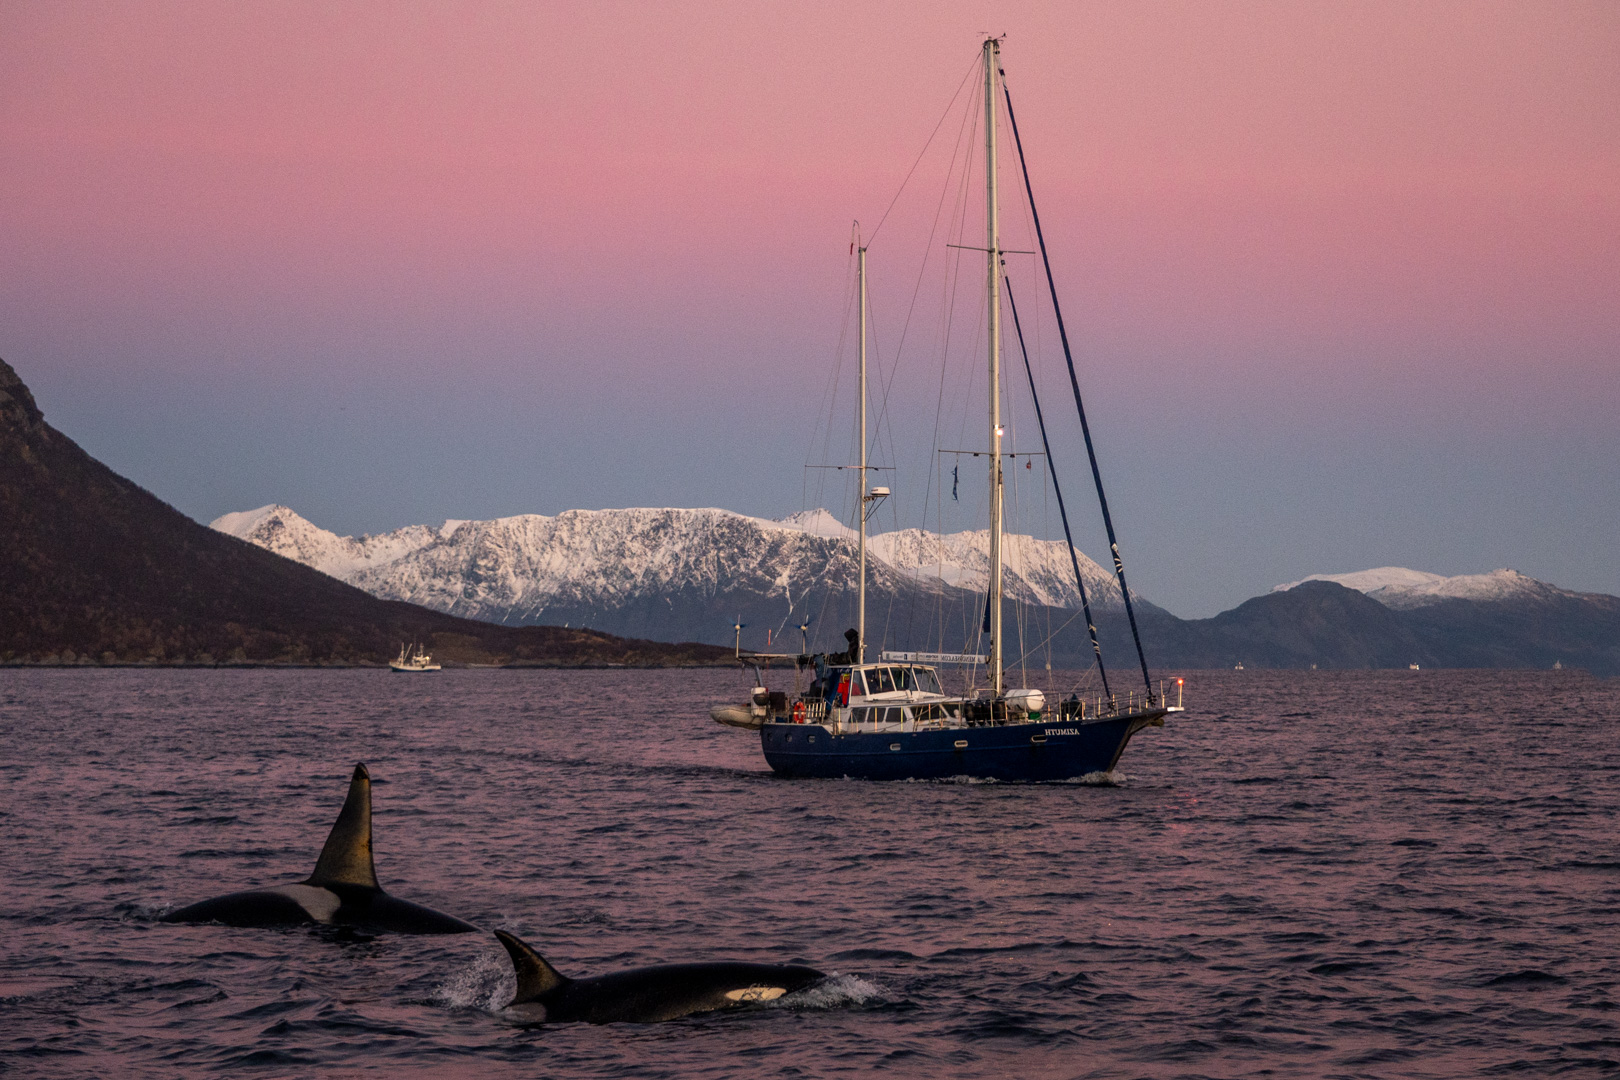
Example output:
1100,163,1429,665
0,358,727,667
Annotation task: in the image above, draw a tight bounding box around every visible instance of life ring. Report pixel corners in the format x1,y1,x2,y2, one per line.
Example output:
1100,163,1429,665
792,701,806,724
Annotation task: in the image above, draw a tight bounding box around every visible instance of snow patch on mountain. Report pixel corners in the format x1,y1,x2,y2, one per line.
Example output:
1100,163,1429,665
210,504,281,537
870,528,1126,609
779,509,857,540
1274,566,1574,609
1372,569,1575,609
210,504,439,580
1274,567,1446,595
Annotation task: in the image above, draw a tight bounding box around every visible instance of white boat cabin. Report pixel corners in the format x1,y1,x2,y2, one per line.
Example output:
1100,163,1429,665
775,662,1048,733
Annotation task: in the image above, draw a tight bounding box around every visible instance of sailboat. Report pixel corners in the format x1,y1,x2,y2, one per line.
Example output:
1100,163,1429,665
709,39,1180,780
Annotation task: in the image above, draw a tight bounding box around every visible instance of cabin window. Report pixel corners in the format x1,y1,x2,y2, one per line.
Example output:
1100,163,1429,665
872,706,901,727
872,668,895,693
913,702,959,722
917,670,943,695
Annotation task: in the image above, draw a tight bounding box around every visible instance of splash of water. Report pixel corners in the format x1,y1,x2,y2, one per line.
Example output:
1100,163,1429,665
430,945,514,1012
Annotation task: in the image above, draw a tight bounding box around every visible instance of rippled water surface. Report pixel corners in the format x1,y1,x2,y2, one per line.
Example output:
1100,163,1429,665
2,668,1618,1078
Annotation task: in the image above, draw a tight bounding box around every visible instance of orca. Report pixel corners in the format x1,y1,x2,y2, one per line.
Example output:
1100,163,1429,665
163,763,477,934
493,929,825,1023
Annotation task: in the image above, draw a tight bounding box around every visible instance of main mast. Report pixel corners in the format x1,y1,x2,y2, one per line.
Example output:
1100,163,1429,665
857,240,867,664
984,38,1004,696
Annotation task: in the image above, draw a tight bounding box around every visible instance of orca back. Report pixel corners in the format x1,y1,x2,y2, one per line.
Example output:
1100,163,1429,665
164,762,477,934
494,931,825,1023
565,961,826,1023
162,887,320,927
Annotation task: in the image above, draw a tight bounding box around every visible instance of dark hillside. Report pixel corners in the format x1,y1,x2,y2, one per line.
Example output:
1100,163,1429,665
1143,581,1437,670
0,358,727,667
1397,593,1620,675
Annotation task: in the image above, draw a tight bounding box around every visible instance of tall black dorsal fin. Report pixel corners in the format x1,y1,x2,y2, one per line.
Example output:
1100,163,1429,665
495,930,571,1004
306,763,379,890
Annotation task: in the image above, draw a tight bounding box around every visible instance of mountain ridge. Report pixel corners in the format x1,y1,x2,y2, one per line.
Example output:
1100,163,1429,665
213,503,1620,676
1273,566,1599,610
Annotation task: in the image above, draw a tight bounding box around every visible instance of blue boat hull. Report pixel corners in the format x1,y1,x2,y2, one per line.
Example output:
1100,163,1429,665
759,711,1165,781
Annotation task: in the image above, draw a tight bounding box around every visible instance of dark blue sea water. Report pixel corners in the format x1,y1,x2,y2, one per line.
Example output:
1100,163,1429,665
1,668,1617,1078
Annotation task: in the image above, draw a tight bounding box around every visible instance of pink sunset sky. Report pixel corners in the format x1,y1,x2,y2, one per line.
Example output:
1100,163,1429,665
2,1,1616,615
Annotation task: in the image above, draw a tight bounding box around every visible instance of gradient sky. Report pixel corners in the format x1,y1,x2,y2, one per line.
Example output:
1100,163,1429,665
2,1,1616,617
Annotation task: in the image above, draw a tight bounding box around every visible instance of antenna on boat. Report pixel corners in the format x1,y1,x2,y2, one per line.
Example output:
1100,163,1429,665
732,615,747,657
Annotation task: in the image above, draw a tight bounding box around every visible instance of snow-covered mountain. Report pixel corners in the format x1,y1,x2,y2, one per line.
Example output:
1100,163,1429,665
210,505,443,580
870,527,1125,610
1273,566,1585,609
210,507,1620,672
212,504,1134,648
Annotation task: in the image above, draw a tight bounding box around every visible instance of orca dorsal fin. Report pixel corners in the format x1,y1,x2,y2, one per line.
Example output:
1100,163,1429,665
306,763,380,890
495,930,571,1004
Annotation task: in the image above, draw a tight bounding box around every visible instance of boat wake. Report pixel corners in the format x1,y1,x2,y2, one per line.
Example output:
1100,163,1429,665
895,770,1128,786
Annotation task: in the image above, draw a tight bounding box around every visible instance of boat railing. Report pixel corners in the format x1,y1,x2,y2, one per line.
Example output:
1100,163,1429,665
793,681,1179,729
1055,682,1182,721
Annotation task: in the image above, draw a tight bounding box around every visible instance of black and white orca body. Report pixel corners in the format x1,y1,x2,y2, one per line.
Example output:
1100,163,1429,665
163,764,477,934
494,929,825,1024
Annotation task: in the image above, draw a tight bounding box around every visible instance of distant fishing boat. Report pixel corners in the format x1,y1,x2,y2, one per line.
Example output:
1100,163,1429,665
1409,663,1420,671
710,39,1181,781
390,644,440,672
1234,662,1244,671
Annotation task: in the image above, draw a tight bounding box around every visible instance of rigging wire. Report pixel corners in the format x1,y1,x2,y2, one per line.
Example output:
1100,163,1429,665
1003,268,1112,700
867,56,982,247
795,236,864,653
804,240,861,508
1001,68,1155,702
901,81,984,665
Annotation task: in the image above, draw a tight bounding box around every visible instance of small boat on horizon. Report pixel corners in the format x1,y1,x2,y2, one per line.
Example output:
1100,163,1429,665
389,643,440,672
